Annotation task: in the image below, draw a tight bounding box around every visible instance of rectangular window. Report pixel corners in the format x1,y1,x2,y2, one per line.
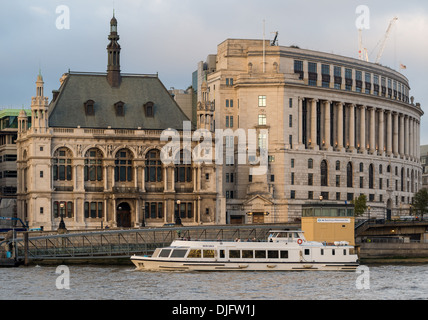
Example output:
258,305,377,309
258,114,266,126
255,250,266,258
229,250,241,259
294,60,303,80
308,62,317,86
289,115,293,127
308,173,313,186
268,250,279,259
258,96,267,107
280,250,289,259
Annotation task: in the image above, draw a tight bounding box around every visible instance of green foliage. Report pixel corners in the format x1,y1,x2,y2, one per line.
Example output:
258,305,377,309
413,188,428,218
352,194,367,217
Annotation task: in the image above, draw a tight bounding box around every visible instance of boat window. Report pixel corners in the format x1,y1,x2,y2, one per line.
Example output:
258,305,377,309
203,250,215,258
276,232,287,238
294,233,300,238
321,249,324,255
332,249,336,255
170,249,188,258
343,249,347,255
255,250,266,258
187,249,202,258
280,250,288,259
229,250,241,258
268,250,279,259
219,250,225,259
304,249,310,255
159,249,171,258
242,250,253,259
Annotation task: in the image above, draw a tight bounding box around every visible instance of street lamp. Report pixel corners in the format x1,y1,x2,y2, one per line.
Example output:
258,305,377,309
367,206,371,222
58,202,67,233
175,200,182,226
141,205,146,227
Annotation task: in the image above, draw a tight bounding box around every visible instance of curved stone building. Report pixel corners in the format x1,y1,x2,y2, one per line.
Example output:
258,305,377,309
197,39,423,223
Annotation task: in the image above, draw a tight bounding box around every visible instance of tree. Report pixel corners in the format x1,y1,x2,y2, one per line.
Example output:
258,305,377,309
413,188,428,220
352,194,367,217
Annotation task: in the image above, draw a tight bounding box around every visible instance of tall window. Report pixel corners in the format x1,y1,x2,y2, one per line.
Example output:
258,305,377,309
54,201,74,218
258,96,267,107
347,162,353,188
321,160,328,187
175,150,193,183
258,114,267,126
115,149,133,182
53,148,73,181
85,148,103,182
369,164,374,189
294,60,303,80
308,62,317,86
145,149,163,183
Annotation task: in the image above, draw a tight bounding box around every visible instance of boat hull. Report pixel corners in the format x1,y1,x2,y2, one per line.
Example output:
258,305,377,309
131,257,359,272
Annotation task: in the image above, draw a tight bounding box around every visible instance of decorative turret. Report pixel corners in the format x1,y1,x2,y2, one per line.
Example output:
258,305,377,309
107,12,121,87
18,109,28,135
30,71,49,133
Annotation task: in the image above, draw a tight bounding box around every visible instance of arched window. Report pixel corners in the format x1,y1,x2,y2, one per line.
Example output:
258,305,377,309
53,148,73,181
175,150,193,183
321,160,328,187
145,149,163,182
369,164,374,189
115,149,133,182
347,162,353,188
85,148,103,182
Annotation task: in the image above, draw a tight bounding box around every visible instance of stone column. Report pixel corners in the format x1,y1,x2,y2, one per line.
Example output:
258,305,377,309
298,98,304,148
310,99,317,149
370,107,376,154
349,104,355,151
399,115,405,157
337,102,343,151
405,116,410,157
393,113,399,156
410,118,414,160
378,109,384,156
359,105,366,153
386,111,392,156
324,100,331,150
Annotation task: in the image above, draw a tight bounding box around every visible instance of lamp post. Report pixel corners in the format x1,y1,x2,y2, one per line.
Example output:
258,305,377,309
175,200,182,226
367,205,371,222
58,202,67,233
141,205,146,227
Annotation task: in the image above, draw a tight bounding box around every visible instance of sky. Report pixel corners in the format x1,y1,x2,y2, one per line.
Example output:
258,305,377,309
1,0,428,142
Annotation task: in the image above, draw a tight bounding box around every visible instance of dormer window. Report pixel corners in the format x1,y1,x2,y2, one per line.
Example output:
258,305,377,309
115,101,125,117
144,102,154,118
84,100,95,116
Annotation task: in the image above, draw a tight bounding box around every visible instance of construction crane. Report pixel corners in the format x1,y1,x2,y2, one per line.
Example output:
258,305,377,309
375,16,398,64
358,29,369,62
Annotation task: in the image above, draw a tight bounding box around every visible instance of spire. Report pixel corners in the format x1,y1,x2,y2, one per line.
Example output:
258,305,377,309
107,13,121,87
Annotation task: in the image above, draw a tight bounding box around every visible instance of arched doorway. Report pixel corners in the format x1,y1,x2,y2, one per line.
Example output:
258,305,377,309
117,202,132,228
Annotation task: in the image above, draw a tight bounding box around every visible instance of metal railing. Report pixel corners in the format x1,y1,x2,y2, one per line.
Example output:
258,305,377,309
9,224,289,262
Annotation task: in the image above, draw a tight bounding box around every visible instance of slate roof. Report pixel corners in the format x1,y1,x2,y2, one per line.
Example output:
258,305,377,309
48,72,191,130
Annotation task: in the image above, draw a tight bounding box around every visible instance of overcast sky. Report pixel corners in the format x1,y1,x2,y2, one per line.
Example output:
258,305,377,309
1,0,427,142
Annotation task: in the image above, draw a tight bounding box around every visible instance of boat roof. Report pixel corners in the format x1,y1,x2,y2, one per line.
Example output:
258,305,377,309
270,229,304,233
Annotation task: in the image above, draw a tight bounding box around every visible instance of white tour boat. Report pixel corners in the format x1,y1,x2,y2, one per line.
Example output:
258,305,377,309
131,229,359,272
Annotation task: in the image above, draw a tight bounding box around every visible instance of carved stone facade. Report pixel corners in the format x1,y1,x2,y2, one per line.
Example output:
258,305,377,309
16,16,218,231
197,39,423,223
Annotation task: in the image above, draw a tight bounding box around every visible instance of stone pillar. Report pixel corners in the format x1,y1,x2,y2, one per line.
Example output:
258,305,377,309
370,107,376,154
399,115,405,157
298,98,303,148
393,113,399,156
324,100,331,150
337,102,343,151
386,111,392,156
405,116,410,157
359,105,366,153
310,99,317,149
349,104,355,151
410,118,414,159
378,110,385,156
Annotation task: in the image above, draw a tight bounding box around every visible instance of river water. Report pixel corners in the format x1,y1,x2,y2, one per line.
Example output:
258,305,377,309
1,263,427,301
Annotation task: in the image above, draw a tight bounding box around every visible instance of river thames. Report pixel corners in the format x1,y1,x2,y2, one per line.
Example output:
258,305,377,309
0,263,426,301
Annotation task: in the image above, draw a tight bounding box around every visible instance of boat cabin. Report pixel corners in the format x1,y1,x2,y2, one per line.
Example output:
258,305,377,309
268,230,306,243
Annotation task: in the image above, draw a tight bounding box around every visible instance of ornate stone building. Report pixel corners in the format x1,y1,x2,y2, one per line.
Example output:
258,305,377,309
16,16,218,231
197,39,423,223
